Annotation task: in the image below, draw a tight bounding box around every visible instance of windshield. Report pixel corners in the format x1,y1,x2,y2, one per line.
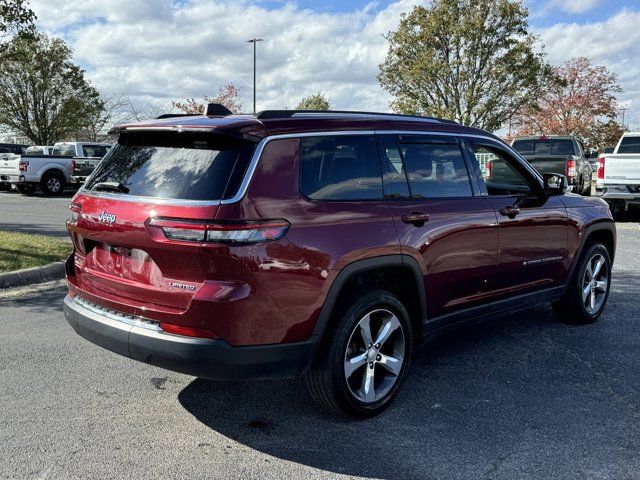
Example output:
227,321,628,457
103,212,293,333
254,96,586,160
618,136,640,154
512,138,576,156
84,132,256,201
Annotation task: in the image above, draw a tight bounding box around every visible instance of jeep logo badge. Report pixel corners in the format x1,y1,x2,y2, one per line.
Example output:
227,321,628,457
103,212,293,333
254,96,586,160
97,211,116,225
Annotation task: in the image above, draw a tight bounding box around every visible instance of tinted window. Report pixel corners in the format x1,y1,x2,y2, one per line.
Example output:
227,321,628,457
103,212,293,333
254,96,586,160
84,132,255,201
300,135,383,200
53,144,75,156
399,141,472,198
618,136,640,154
512,138,575,156
378,135,410,199
473,146,532,196
83,145,109,158
0,144,25,154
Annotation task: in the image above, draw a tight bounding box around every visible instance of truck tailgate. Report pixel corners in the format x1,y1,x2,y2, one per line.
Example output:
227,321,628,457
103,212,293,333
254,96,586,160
523,155,567,175
0,154,20,179
601,154,640,184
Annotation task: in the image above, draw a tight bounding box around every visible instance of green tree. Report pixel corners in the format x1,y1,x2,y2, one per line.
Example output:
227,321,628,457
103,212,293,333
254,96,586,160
0,33,103,145
296,92,331,110
378,0,550,130
0,0,35,58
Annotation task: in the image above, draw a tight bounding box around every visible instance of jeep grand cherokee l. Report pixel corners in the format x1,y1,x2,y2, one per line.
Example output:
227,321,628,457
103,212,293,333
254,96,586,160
63,106,616,417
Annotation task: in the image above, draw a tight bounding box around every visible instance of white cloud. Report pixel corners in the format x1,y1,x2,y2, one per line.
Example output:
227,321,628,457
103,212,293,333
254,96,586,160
538,8,640,127
29,0,424,113
557,0,602,14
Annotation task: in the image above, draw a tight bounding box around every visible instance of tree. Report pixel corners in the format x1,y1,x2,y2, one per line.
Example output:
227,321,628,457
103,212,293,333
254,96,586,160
0,33,103,145
296,92,331,110
511,57,623,148
378,0,550,131
172,84,243,114
0,0,35,58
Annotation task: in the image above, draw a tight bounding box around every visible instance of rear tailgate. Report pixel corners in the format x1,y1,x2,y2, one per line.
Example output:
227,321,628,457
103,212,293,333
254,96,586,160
68,194,217,311
522,155,568,176
73,157,101,179
0,154,20,180
600,154,640,185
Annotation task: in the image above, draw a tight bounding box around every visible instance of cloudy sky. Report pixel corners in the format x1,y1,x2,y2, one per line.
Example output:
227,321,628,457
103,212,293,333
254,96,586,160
28,0,639,130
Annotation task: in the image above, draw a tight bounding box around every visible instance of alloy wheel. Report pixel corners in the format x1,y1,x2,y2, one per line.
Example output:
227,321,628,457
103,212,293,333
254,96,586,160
343,308,406,404
47,177,61,193
582,253,609,315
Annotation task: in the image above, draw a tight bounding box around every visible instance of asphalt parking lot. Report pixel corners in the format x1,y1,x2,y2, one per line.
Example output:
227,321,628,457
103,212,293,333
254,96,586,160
0,189,74,238
0,219,639,479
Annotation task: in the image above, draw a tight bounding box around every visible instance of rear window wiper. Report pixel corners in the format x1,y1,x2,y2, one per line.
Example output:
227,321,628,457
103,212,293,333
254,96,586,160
91,181,130,194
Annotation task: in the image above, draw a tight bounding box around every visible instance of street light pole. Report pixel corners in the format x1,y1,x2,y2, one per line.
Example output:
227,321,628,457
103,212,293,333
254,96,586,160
247,38,263,114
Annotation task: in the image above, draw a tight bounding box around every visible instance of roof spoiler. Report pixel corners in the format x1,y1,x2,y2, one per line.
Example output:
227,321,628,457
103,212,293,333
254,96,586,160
155,103,233,120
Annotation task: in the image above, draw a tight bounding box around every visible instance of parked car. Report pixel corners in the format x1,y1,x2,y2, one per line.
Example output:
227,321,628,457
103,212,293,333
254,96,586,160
63,106,616,417
596,132,640,215
3,141,111,195
0,144,27,190
511,135,593,195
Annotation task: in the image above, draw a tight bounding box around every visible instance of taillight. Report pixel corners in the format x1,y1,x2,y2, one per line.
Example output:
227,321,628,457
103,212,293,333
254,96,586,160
70,158,75,172
18,160,28,172
148,217,290,244
566,159,577,179
486,160,493,179
597,157,605,179
68,202,82,223
159,323,219,340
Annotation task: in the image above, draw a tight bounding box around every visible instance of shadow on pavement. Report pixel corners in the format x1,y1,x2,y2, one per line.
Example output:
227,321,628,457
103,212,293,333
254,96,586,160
179,272,640,479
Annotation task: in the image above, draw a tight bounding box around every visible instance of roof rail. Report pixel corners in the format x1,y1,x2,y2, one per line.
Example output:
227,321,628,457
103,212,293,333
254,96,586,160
156,103,233,120
255,109,459,124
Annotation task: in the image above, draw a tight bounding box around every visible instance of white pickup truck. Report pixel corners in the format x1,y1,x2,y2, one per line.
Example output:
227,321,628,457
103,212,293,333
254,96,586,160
0,141,111,195
596,132,640,214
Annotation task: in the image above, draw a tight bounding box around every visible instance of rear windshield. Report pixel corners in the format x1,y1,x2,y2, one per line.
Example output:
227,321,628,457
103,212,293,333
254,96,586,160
52,144,75,156
82,145,109,158
617,136,640,154
0,144,26,154
512,139,576,156
84,132,255,201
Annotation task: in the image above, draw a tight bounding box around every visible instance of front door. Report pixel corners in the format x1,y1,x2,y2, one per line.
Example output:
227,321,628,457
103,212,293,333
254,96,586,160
467,139,569,297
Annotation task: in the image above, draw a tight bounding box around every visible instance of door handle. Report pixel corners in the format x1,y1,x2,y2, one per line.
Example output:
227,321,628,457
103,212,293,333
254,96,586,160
401,212,430,226
498,206,520,218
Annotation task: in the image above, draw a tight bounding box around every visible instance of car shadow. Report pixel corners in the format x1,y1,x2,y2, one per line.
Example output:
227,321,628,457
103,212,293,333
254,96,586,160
178,271,640,480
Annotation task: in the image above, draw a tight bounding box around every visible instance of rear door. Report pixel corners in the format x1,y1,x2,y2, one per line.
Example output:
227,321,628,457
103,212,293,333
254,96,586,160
378,134,499,318
68,131,256,312
466,138,569,296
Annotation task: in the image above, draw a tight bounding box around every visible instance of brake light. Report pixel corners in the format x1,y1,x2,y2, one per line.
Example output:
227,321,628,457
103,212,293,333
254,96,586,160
486,160,493,179
18,160,28,172
597,156,605,180
566,159,577,179
159,322,219,339
148,217,290,244
68,202,82,223
70,158,75,172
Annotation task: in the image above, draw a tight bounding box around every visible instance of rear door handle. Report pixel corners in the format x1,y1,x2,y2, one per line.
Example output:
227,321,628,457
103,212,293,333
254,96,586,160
498,206,520,218
401,212,430,226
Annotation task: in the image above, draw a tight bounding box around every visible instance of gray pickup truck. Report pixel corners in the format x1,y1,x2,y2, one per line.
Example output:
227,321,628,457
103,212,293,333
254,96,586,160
511,135,594,195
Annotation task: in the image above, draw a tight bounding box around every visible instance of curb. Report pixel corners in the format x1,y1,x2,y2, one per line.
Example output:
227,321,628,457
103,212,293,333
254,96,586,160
0,262,66,290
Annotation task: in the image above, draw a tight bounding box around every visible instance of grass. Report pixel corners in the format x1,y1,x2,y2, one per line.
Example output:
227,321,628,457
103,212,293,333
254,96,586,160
0,231,71,273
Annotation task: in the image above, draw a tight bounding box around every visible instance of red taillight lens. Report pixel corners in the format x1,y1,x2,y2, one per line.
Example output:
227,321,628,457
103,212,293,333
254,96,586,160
566,159,577,178
159,323,219,339
597,157,605,179
70,158,75,172
148,217,289,244
486,160,493,179
18,160,28,172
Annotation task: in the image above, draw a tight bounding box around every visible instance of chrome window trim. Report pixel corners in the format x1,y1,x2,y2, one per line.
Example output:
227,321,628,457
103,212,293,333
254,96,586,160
79,129,540,207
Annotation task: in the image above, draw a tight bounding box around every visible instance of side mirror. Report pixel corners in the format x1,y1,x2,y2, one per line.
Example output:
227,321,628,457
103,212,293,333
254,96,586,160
543,172,568,196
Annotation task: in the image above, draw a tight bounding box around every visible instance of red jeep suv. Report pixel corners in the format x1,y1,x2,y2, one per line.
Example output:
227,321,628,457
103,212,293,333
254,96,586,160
63,106,615,417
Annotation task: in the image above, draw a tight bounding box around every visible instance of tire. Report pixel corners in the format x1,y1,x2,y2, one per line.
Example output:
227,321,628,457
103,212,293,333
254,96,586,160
40,172,65,196
15,184,36,195
553,242,612,324
305,290,413,418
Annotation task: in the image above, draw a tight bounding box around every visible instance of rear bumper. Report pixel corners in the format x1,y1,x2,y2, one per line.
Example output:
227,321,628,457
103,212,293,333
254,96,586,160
63,294,319,380
0,174,24,183
595,185,640,203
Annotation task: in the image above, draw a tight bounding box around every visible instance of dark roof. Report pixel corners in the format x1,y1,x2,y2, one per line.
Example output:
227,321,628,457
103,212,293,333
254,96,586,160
111,110,499,143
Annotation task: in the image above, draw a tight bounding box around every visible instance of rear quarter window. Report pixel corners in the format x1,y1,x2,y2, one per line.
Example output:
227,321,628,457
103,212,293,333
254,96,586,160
299,135,383,201
84,132,255,201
